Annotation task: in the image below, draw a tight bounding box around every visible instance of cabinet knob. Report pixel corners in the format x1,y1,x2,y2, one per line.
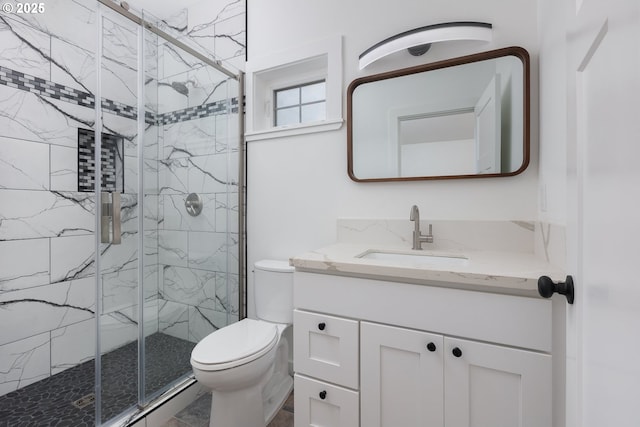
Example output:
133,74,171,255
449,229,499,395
319,390,327,400
538,275,575,304
452,347,462,358
318,322,326,331
426,342,436,352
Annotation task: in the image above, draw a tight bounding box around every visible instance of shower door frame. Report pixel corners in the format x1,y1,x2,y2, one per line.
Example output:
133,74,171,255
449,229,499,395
94,1,245,424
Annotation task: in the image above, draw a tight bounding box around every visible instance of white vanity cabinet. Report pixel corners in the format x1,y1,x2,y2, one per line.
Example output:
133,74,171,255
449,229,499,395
361,322,552,427
293,271,554,427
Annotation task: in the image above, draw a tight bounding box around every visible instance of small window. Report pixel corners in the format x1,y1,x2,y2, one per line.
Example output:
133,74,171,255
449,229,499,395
274,81,326,126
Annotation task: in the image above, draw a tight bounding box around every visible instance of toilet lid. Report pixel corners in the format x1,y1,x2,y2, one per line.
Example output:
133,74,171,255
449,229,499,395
191,319,278,369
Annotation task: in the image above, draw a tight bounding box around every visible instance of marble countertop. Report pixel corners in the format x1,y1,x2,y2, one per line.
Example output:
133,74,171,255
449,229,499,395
291,243,566,298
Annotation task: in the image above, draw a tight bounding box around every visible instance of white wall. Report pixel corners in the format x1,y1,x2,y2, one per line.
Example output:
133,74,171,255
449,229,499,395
246,0,541,315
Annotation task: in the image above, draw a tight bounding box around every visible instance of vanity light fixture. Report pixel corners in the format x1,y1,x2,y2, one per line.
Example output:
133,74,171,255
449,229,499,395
358,21,493,70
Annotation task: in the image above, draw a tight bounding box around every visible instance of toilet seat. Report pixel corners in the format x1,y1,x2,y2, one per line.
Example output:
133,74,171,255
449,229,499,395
191,319,278,371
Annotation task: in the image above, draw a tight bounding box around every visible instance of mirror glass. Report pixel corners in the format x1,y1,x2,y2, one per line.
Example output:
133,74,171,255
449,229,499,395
347,47,530,181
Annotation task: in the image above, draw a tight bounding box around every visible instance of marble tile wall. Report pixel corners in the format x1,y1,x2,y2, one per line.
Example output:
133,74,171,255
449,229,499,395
0,3,101,398
148,0,242,345
0,0,244,398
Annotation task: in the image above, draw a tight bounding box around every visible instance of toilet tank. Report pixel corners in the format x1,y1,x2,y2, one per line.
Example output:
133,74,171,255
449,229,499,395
254,260,294,324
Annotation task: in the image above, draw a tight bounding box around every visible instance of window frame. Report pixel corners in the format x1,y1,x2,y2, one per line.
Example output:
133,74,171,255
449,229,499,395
273,79,327,127
245,35,343,141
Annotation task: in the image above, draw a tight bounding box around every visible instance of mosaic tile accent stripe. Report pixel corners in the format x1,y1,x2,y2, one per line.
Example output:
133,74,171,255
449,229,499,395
145,110,157,125
0,65,235,125
101,98,137,122
157,97,239,125
0,65,93,108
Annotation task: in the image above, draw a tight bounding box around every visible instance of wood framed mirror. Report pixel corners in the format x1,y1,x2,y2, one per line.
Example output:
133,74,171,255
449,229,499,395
347,46,530,182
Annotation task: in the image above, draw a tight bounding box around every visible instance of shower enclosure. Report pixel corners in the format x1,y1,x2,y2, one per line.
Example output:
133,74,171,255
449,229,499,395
0,0,244,425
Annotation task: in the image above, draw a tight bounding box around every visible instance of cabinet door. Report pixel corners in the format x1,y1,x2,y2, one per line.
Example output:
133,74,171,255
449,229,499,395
361,322,444,427
294,374,359,427
293,309,359,389
444,337,551,427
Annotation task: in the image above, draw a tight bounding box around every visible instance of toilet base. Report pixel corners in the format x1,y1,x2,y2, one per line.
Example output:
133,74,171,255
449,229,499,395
210,385,265,427
264,372,293,424
207,374,293,427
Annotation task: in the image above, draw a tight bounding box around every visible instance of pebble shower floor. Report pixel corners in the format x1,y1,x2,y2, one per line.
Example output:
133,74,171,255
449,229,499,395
0,333,195,426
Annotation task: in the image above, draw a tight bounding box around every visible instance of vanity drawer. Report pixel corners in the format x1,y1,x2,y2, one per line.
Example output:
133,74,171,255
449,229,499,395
293,309,359,389
294,374,359,427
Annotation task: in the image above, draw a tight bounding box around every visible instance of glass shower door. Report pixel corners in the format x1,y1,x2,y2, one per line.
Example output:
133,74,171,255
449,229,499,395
95,5,141,423
139,10,198,403
141,11,240,403
93,2,241,423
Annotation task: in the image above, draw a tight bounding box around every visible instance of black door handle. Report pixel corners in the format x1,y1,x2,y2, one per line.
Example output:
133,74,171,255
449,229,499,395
538,275,574,304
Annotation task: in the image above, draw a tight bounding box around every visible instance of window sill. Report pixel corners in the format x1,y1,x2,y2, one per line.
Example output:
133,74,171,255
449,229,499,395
245,118,344,142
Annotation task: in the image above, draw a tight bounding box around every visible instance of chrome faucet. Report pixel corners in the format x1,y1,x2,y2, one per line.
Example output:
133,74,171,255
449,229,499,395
409,205,433,250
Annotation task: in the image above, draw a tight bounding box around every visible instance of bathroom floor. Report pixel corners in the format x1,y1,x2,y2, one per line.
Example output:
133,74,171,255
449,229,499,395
161,391,295,427
0,333,195,426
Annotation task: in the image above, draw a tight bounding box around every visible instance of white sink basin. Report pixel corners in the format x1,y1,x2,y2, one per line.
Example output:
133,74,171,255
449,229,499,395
357,250,468,268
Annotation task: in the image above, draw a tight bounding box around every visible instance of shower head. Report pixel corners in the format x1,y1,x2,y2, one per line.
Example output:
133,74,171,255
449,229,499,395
158,81,189,96
171,82,189,96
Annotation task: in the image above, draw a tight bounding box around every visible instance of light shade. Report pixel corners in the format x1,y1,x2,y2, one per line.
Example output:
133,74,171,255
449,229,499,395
359,22,493,70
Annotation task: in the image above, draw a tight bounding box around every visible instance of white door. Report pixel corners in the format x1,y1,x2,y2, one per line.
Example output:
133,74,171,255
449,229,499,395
443,337,552,427
566,0,640,426
474,74,501,173
360,322,444,427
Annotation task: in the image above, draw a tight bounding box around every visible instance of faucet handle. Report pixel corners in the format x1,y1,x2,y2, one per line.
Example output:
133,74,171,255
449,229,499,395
426,223,434,243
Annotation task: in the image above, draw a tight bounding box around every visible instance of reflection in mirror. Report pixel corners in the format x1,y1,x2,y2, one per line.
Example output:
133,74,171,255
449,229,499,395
347,47,529,181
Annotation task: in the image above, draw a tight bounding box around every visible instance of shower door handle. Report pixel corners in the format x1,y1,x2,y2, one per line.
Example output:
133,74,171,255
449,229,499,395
101,192,122,244
112,192,121,244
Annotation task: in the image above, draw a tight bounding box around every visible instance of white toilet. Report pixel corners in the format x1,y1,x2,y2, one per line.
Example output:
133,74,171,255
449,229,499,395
190,260,294,427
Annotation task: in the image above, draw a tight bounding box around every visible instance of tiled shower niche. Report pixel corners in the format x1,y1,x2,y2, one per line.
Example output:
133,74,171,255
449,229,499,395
77,128,124,193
